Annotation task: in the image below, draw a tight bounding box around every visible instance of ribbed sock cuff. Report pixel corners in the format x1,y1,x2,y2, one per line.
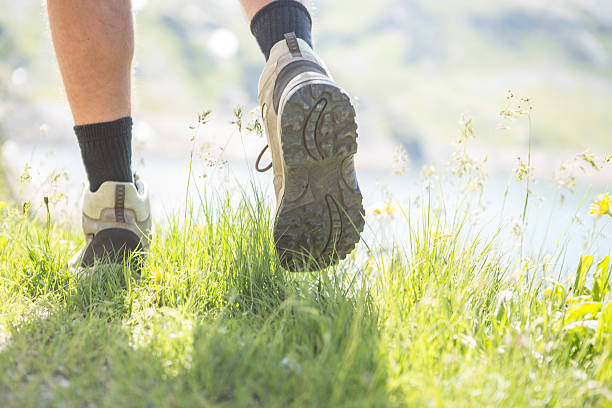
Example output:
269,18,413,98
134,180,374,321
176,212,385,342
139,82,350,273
250,0,313,60
74,117,133,192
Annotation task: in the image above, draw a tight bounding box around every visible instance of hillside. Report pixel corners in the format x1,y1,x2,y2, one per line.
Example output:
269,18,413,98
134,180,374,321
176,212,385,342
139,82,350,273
1,0,611,162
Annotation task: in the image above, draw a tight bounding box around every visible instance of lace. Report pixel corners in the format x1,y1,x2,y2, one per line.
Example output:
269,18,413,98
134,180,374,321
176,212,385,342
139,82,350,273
255,144,273,173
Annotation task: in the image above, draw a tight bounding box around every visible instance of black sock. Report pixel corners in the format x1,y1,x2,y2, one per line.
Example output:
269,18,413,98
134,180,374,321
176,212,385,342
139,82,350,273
74,117,133,192
250,0,313,61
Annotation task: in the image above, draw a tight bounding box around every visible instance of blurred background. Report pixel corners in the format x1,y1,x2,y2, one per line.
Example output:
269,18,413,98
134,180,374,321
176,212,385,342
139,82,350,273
0,0,610,259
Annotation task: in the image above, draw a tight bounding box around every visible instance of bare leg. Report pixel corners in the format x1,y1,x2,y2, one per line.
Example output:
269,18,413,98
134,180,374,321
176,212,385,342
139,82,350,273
47,0,134,125
240,0,307,21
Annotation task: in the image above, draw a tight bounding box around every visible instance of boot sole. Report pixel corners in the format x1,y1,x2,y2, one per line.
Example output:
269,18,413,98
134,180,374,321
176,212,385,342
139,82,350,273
79,228,146,273
275,80,365,270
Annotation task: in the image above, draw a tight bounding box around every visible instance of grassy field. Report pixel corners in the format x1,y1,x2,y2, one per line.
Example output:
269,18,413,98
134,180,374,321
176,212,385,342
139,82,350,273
0,159,610,407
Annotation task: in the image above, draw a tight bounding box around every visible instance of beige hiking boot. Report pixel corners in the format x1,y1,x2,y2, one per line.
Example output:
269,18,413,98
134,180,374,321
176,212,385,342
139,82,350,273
257,33,364,271
70,178,152,271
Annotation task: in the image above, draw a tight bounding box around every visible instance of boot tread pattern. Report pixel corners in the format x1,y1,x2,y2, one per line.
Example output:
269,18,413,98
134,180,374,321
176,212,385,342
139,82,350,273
275,81,365,270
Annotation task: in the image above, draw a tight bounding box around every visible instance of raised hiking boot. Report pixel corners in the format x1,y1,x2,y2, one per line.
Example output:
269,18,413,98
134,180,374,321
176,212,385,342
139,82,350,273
70,179,152,271
257,32,365,271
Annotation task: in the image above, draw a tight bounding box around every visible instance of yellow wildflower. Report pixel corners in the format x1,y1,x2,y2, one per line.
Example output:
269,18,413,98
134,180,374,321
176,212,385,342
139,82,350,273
152,267,163,282
0,202,7,210
589,193,611,217
368,201,401,218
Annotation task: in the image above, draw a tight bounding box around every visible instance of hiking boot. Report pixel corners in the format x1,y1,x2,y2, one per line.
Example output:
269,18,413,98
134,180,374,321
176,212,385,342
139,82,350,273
257,32,364,271
70,179,152,271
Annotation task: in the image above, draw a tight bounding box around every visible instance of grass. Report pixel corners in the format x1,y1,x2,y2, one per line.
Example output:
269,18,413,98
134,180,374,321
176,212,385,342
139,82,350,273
0,171,610,407
0,100,610,406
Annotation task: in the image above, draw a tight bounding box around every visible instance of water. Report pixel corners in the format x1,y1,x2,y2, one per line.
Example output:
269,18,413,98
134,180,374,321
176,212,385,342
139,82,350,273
4,135,609,280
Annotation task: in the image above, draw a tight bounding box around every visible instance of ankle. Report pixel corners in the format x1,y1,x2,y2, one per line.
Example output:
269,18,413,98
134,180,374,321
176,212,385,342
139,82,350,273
74,117,134,192
250,0,312,61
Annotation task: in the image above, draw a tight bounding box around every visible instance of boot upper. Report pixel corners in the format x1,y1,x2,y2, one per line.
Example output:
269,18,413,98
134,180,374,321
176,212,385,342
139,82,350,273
81,180,151,248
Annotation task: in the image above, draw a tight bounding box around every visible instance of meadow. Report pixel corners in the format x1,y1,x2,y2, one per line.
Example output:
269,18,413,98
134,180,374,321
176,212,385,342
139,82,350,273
0,110,610,407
